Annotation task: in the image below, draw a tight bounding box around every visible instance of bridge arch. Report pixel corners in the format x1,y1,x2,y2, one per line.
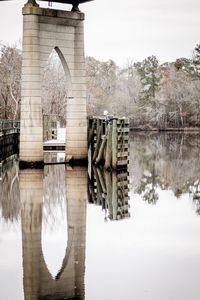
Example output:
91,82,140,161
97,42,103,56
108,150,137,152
54,46,73,98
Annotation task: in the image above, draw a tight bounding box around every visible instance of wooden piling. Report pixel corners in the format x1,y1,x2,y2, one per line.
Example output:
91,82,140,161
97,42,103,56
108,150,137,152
88,118,96,148
105,170,113,219
112,171,118,220
105,122,112,170
92,119,102,162
96,135,107,164
112,119,117,169
88,116,129,170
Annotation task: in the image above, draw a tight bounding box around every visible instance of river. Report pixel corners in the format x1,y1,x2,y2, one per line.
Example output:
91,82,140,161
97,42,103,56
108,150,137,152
1,132,200,300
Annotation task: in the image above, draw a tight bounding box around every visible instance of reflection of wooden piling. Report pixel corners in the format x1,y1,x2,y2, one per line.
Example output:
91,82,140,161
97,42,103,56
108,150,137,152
88,166,130,221
96,167,106,194
112,171,118,220
105,171,113,219
88,116,129,170
92,166,102,205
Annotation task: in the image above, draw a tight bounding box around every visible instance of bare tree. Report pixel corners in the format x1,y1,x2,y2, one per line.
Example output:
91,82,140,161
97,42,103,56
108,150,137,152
0,43,21,120
42,49,68,122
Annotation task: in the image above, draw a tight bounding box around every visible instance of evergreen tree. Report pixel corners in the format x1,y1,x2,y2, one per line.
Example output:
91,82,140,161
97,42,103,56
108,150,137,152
134,55,160,109
174,43,200,79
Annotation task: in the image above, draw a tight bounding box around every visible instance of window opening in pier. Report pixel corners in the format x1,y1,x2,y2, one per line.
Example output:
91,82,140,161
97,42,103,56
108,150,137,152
42,48,69,143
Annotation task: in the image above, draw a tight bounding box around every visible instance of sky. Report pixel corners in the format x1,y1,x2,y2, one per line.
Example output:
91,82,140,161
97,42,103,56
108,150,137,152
0,0,199,66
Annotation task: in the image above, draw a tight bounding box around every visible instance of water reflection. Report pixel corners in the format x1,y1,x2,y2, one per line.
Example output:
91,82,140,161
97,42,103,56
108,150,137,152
20,166,87,300
2,132,200,300
88,167,130,221
0,158,87,300
130,132,200,214
0,155,20,222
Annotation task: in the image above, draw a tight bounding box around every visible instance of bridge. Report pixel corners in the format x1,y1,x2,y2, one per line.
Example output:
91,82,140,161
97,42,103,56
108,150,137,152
1,0,94,164
1,0,131,169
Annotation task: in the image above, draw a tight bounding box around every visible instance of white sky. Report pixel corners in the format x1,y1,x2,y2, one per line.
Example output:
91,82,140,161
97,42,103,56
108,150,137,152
0,0,200,66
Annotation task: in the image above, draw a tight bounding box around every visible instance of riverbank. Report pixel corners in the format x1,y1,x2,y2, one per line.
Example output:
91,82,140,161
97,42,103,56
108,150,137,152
130,126,200,132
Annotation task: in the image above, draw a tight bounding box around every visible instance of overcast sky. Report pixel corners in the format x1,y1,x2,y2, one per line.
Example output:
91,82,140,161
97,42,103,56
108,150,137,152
0,0,199,66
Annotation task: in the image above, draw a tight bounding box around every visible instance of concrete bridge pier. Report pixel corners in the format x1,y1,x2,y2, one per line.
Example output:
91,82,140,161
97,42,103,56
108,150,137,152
20,3,43,163
20,0,88,163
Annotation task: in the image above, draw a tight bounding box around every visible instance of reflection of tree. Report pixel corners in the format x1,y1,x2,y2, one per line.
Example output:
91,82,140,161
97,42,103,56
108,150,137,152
138,163,159,204
43,164,66,229
0,161,66,226
130,132,200,210
189,180,200,215
0,157,20,222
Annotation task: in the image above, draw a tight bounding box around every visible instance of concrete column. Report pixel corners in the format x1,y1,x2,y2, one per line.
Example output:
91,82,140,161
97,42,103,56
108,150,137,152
20,2,43,163
66,21,88,161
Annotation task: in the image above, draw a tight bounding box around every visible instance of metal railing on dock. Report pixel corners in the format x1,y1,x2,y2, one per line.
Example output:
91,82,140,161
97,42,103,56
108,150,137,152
0,120,20,136
88,116,129,170
0,120,20,162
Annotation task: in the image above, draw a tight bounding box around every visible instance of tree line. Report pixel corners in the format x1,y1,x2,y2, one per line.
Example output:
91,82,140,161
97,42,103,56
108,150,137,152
0,42,200,129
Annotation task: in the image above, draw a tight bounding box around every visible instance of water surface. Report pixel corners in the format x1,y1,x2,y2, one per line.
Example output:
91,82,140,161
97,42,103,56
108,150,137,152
1,132,200,300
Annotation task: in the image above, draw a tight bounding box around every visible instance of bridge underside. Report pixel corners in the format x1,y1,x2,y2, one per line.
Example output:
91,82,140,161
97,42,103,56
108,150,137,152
20,1,87,163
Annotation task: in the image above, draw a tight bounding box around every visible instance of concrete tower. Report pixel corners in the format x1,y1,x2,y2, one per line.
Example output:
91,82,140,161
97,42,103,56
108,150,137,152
20,0,87,163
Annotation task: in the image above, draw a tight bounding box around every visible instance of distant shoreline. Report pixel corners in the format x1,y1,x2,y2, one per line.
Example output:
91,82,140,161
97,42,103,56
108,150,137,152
130,127,200,132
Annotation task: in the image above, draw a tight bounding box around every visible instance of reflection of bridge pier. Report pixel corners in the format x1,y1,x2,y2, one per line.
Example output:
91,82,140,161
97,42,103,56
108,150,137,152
20,169,43,300
20,166,87,300
65,167,87,299
88,167,130,221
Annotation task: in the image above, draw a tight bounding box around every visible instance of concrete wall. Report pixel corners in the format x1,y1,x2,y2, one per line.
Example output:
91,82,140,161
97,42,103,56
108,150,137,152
20,1,87,162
